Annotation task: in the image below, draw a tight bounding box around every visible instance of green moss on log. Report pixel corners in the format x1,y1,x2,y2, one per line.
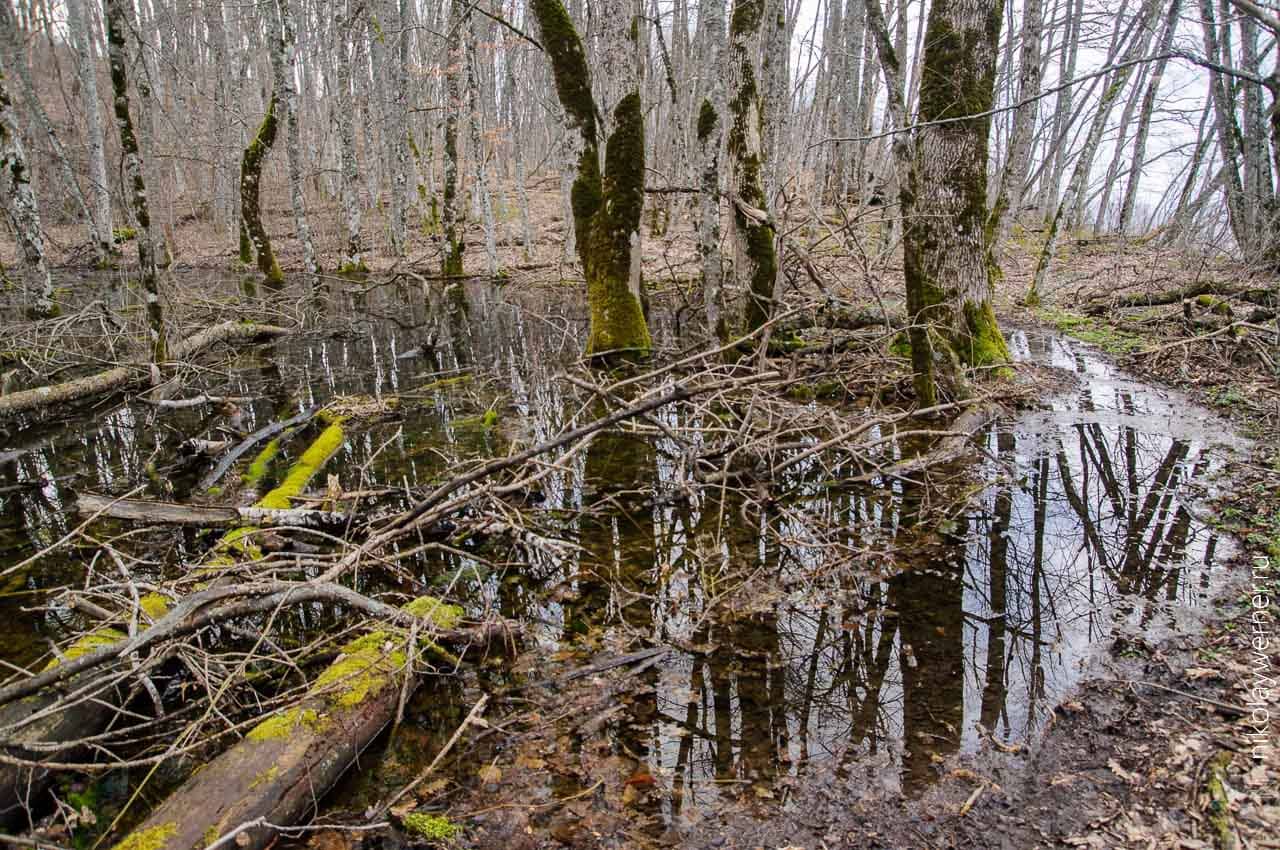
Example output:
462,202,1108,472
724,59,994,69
255,421,345,510
43,627,127,670
242,437,281,488
110,823,177,850
246,707,325,742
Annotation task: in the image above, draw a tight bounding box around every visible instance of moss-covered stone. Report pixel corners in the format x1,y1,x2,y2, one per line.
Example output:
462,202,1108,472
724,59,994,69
401,813,462,842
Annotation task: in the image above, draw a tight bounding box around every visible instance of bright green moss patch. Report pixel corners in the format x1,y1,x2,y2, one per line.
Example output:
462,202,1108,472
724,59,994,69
242,437,281,488
45,627,128,670
403,596,464,629
400,813,462,842
139,593,169,620
314,631,407,709
111,226,137,243
110,821,176,850
247,707,324,742
256,422,345,510
960,299,1012,372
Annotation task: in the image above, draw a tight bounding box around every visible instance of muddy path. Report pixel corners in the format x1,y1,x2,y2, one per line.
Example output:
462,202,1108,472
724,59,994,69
0,274,1269,848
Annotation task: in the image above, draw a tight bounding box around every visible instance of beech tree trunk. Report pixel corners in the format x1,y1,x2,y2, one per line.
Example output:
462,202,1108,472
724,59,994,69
66,0,115,264
727,0,779,334
531,0,651,359
0,65,56,318
697,0,727,340
106,0,167,362
271,0,320,287
876,0,1010,406
239,94,284,285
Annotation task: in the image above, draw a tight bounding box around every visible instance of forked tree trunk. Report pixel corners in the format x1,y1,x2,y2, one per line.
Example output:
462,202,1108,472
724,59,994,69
531,0,651,359
0,66,56,318
106,0,166,362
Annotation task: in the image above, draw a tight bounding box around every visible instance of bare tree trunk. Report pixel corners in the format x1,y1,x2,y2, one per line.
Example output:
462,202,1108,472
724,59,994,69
988,0,1043,263
106,0,166,362
336,0,366,273
0,65,56,318
1119,0,1182,234
271,0,319,288
467,12,498,276
727,0,779,333
387,0,411,256
697,0,726,340
66,0,114,264
442,0,466,276
1029,0,1161,304
0,2,98,262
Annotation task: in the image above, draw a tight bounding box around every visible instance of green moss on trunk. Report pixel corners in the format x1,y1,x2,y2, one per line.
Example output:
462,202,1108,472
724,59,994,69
584,92,651,359
240,94,283,285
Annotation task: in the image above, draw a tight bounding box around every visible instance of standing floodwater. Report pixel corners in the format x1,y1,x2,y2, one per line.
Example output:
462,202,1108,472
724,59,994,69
0,279,1245,845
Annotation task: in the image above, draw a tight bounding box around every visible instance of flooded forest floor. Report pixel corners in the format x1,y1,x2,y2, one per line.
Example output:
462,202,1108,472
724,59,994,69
1,201,1278,849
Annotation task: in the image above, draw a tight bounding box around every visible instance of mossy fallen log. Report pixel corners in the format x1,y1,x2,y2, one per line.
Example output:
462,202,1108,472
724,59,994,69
109,598,465,850
0,417,339,827
0,322,291,420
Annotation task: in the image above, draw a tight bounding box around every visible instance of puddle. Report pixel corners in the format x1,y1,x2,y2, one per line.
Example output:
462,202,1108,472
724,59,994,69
0,277,1247,840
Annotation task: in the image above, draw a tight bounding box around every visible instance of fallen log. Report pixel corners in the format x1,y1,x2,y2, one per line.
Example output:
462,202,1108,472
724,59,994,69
196,407,318,493
1083,280,1277,315
0,322,291,420
109,597,470,850
74,493,348,530
0,418,343,828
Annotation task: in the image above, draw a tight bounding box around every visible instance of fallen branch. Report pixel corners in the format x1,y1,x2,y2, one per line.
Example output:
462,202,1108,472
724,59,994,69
0,322,291,420
75,493,348,529
196,407,318,492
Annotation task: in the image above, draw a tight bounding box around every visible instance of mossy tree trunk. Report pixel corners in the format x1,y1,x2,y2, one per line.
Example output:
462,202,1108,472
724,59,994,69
726,0,779,334
239,93,284,285
441,0,466,277
868,0,1009,406
0,66,57,318
106,0,166,363
531,0,651,360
